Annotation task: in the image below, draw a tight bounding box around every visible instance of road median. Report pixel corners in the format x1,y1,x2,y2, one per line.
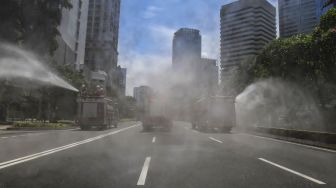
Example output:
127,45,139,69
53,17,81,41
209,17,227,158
6,127,79,131
248,126,336,150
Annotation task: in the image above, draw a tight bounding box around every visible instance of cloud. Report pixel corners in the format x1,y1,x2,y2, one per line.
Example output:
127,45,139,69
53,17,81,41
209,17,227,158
148,25,176,55
119,24,176,95
119,50,171,96
202,31,220,60
142,5,162,19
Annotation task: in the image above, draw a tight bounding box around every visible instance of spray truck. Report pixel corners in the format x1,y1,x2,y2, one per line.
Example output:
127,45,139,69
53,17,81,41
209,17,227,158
77,85,119,130
192,96,236,133
141,94,172,131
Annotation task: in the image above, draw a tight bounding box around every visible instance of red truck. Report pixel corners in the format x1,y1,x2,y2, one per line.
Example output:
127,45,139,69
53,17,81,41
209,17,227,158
77,84,119,130
77,97,119,130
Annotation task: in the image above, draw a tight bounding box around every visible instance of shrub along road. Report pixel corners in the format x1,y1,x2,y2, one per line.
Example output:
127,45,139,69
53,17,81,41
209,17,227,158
0,121,335,188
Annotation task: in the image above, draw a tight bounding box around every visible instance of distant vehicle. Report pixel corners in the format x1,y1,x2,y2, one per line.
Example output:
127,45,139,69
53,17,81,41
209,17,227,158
142,95,172,131
77,84,119,130
192,96,236,133
77,97,119,130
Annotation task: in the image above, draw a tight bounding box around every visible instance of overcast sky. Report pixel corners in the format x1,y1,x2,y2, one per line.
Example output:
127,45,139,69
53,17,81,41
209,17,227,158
118,0,278,96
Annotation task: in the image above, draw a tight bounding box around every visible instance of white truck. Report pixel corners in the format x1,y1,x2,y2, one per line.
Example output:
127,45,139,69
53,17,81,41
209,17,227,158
192,96,236,133
141,95,172,131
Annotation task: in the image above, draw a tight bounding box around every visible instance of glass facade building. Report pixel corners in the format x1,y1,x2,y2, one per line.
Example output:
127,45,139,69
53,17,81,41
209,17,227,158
279,0,318,38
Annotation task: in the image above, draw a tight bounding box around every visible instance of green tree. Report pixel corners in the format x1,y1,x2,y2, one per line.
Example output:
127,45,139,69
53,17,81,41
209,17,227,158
0,81,24,122
323,0,336,8
0,1,21,42
222,55,257,96
55,65,87,88
249,7,336,107
0,0,75,121
0,0,72,55
118,96,137,119
46,65,86,121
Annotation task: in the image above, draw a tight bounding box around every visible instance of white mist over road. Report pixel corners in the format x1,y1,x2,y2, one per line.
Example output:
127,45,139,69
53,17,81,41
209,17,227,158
0,44,78,92
236,79,323,131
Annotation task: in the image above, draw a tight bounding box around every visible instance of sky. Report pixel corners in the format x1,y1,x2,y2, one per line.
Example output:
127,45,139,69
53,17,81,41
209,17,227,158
118,0,278,96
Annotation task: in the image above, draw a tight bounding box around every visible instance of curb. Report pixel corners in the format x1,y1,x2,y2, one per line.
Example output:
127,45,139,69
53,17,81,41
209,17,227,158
6,127,79,131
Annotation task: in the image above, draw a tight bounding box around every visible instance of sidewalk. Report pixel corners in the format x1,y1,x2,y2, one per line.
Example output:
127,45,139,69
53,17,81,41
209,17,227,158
0,125,12,130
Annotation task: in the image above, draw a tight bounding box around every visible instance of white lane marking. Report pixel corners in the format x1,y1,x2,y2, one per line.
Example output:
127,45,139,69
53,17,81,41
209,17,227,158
137,157,151,186
0,137,8,139
68,128,81,131
243,133,336,153
258,158,326,185
0,124,140,170
152,136,156,143
209,137,223,143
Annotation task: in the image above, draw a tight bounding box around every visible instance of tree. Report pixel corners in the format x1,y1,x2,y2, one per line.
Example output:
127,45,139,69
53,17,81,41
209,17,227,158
0,0,72,55
0,1,73,121
55,65,87,89
249,7,336,107
0,1,21,43
46,65,87,121
323,0,336,8
221,55,256,96
118,96,137,119
0,81,23,122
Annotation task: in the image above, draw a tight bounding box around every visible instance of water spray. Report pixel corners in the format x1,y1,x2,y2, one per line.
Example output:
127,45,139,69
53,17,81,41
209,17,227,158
0,44,78,92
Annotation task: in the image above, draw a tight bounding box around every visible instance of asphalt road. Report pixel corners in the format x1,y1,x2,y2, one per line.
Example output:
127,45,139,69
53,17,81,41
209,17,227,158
0,121,335,188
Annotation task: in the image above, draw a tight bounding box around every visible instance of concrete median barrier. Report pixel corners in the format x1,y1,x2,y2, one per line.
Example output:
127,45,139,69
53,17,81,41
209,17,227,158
249,126,336,150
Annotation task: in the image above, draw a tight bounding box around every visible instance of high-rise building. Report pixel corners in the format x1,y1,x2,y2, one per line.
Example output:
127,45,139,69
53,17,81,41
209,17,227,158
84,0,121,93
116,67,127,97
200,58,218,96
279,0,318,38
54,0,89,70
316,0,336,21
220,0,276,79
172,28,202,71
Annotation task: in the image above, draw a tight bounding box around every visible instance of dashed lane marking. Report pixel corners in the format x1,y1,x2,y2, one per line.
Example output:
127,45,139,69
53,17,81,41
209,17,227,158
258,158,326,185
137,157,151,186
209,137,223,143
